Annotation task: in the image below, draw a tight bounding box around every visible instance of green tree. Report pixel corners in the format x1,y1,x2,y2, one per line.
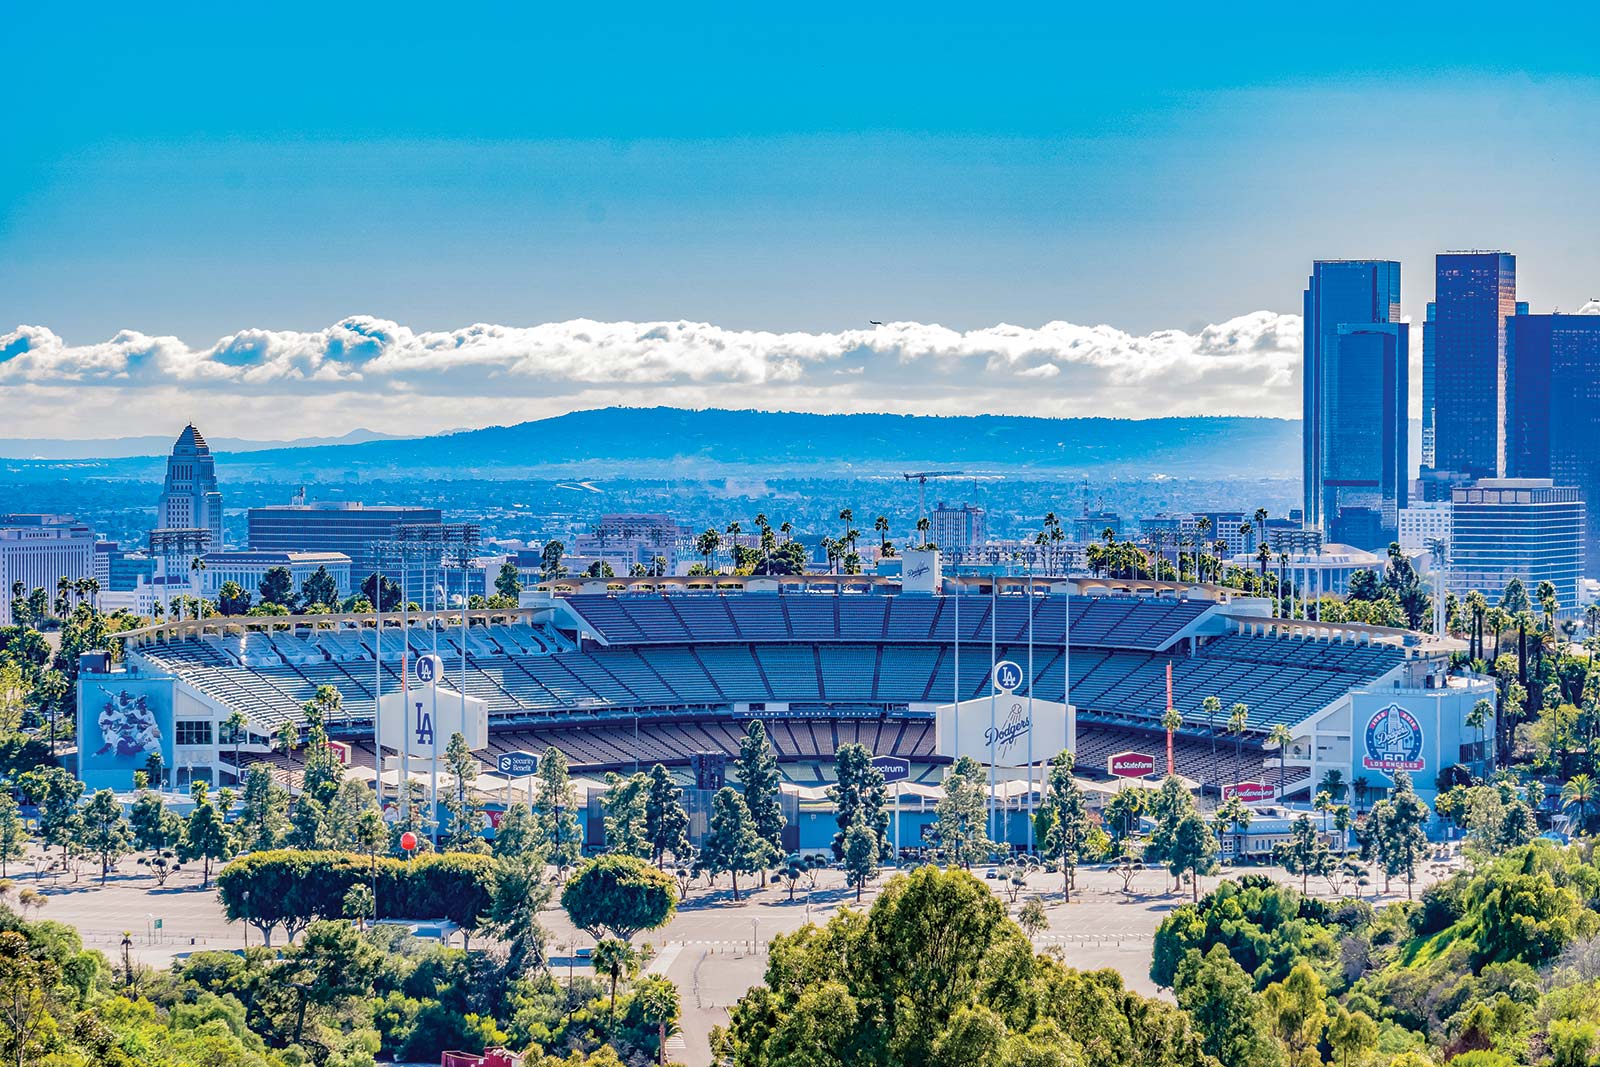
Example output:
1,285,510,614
829,743,889,861
539,541,566,582
182,783,233,887
590,937,639,1018
496,561,523,599
561,854,678,941
636,974,681,1067
276,919,381,1045
1174,944,1285,1067
934,755,992,869
842,816,880,902
736,720,786,880
298,565,339,611
216,579,253,615
1326,1005,1378,1067
77,788,133,884
1274,814,1331,895
18,765,83,873
441,731,486,851
0,794,25,877
1037,750,1090,900
1168,810,1220,902
699,787,772,901
643,763,691,867
1370,771,1430,899
257,566,296,609
600,771,650,857
1261,961,1328,1067
533,746,582,872
236,763,291,852
1215,793,1252,861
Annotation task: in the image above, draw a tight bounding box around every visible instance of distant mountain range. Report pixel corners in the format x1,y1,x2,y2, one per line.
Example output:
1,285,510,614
0,407,1303,481
0,428,407,460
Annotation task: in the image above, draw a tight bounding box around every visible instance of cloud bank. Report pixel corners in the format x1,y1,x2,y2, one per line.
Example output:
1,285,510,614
0,312,1304,439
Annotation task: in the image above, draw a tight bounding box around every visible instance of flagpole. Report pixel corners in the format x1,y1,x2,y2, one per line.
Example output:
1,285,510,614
989,573,998,845
1026,562,1035,853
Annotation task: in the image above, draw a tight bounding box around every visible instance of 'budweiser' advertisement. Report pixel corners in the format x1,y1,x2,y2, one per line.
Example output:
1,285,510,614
1107,751,1156,779
1222,781,1276,803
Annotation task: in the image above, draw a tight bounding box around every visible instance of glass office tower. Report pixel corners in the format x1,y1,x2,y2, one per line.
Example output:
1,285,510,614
1506,312,1600,574
1322,323,1409,547
1302,260,1402,531
1431,252,1516,481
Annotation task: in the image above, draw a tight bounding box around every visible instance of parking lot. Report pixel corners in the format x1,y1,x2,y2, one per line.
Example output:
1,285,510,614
15,848,1455,1067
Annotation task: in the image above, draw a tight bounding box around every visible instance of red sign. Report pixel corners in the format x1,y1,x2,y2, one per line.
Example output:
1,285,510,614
327,740,352,767
1223,781,1276,804
1107,751,1157,779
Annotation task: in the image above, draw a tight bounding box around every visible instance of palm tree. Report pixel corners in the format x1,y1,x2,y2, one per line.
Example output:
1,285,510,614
1351,775,1370,814
724,521,742,571
1561,774,1597,835
190,556,207,617
1253,507,1268,549
695,528,721,573
1268,723,1294,795
55,575,73,619
1466,698,1492,771
1194,518,1213,581
874,515,891,558
1228,702,1249,776
915,516,930,549
1465,590,1488,661
1314,789,1332,833
779,520,793,542
1200,695,1222,776
1317,768,1346,803
838,508,853,548
225,710,248,779
1161,707,1182,777
1486,606,1508,661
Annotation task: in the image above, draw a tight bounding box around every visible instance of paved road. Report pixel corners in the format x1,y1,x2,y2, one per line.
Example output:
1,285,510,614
14,848,1461,1067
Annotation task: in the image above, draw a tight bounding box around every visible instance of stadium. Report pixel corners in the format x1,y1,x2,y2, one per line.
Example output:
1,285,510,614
85,563,1488,849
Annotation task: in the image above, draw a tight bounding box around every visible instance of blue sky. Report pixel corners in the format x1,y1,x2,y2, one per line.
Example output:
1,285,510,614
3,3,1598,437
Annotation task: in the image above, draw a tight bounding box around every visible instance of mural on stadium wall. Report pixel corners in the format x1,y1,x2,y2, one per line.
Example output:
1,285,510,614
77,675,175,791
1362,702,1425,775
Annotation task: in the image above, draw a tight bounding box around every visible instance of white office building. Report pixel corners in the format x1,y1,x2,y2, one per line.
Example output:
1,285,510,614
1398,504,1452,555
199,551,353,602
0,515,98,625
1449,479,1585,618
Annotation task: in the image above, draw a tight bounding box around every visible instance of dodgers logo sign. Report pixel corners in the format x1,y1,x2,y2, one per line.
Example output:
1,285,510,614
1363,703,1424,774
415,654,443,686
985,699,1032,763
992,660,1024,692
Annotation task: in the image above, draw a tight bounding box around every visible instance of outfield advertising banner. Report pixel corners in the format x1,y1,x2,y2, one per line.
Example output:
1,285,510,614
78,674,176,791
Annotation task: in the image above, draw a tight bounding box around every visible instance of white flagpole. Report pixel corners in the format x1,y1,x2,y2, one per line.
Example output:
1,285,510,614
989,575,998,845
1027,565,1035,853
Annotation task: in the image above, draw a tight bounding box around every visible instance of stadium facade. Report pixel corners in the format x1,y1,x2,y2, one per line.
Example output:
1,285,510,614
85,569,1492,842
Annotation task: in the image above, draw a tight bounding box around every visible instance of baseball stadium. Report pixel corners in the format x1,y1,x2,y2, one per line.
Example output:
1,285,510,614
81,556,1490,850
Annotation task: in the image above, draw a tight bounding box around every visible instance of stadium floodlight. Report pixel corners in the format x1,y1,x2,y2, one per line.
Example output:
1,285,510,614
147,528,212,626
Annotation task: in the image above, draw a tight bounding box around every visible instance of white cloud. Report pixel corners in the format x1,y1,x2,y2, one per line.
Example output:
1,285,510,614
0,312,1304,438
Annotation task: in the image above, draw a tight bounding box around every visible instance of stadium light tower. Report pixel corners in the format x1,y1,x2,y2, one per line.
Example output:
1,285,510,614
147,528,211,625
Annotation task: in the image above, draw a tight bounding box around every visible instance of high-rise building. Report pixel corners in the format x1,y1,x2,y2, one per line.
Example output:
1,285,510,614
1430,252,1516,481
1504,311,1600,572
1321,323,1409,548
1420,301,1436,471
931,502,986,555
1302,260,1402,529
246,501,443,602
0,515,97,626
1448,479,1584,617
157,424,224,549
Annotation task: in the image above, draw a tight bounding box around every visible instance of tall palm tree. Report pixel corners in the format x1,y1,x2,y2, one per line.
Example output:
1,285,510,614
838,508,853,548
1253,507,1268,550
1560,773,1597,835
1268,723,1295,794
1486,606,1508,661
55,575,73,619
1465,590,1488,661
225,710,248,780
1161,707,1183,777
874,515,891,559
190,556,207,617
695,528,721,573
724,521,742,571
778,520,793,543
1201,695,1222,774
1317,768,1346,803
1351,775,1370,814
915,516,930,549
1228,702,1249,776
1466,698,1493,771
1194,517,1213,581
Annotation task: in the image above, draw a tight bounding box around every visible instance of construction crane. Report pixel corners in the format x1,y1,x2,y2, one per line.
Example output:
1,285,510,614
903,470,966,530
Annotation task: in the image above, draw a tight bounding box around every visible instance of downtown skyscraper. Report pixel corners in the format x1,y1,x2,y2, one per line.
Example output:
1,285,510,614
1504,311,1600,577
1427,252,1517,481
1302,260,1405,545
157,424,224,549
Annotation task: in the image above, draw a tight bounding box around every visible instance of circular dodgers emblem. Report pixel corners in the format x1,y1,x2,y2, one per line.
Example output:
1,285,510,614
1362,702,1424,774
